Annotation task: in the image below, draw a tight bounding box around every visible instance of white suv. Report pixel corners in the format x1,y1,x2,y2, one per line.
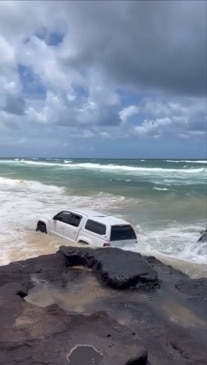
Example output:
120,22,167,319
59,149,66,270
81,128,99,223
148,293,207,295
36,208,137,247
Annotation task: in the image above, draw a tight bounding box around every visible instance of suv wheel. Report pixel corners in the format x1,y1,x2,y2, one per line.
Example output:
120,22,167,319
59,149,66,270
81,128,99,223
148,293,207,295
78,240,88,245
36,221,47,233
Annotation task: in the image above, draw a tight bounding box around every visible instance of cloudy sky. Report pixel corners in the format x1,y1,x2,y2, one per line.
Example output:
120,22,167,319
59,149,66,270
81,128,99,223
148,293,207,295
0,1,206,158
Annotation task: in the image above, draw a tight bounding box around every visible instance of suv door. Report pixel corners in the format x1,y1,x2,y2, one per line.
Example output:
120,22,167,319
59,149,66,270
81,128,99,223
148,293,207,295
52,211,82,242
51,211,70,238
64,212,83,242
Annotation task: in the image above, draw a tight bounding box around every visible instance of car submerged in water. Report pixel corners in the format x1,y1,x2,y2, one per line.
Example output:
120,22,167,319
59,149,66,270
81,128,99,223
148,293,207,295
36,208,137,248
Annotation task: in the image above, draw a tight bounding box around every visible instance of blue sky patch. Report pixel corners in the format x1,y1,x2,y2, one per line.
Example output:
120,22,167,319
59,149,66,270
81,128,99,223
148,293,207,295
72,84,89,99
18,64,46,99
35,27,64,46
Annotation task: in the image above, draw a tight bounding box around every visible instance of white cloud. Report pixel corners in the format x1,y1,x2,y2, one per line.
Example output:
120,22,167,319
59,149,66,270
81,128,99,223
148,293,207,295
134,118,171,137
131,97,206,138
83,130,94,138
99,131,111,139
0,36,15,66
119,105,139,123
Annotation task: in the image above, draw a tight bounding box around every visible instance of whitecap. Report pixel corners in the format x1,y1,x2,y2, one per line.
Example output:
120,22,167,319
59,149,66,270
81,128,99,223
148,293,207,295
0,159,206,177
153,187,169,191
166,159,207,164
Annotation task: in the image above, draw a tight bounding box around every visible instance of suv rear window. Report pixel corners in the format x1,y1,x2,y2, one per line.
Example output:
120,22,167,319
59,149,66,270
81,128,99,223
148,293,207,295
110,225,136,241
85,220,106,235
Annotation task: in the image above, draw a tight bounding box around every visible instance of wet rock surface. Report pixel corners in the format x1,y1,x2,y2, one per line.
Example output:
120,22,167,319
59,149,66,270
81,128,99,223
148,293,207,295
175,277,207,304
67,344,103,365
0,300,147,365
0,247,207,365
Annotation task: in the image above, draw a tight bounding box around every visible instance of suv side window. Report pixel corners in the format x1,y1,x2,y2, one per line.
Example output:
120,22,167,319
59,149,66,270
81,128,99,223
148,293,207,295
55,211,82,227
68,213,82,227
55,211,71,224
85,219,106,235
110,225,136,241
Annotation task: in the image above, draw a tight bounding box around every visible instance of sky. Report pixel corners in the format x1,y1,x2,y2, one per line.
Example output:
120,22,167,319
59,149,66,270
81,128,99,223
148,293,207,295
0,1,206,159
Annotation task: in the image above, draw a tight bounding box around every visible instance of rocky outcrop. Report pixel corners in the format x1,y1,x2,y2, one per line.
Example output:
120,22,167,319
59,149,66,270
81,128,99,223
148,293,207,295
0,247,207,365
60,245,158,289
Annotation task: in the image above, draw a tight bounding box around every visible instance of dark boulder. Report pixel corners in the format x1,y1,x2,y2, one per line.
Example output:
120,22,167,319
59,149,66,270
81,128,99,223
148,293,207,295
59,246,158,289
197,229,207,242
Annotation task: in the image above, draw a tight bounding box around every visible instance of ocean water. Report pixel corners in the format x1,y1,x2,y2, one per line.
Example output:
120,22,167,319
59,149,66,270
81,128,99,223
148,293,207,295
0,158,206,275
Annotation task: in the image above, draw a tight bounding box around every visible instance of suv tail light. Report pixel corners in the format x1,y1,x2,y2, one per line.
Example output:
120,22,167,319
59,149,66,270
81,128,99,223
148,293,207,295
103,242,111,247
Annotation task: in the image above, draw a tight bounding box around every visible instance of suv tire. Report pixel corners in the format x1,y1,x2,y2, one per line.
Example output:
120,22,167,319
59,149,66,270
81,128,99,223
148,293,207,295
36,221,47,233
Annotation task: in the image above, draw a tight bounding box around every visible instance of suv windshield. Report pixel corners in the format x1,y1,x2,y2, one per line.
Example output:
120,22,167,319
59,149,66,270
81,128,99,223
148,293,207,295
110,225,136,241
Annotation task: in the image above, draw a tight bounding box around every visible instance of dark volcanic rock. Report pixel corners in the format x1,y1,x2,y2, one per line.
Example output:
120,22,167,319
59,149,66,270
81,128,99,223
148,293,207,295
145,255,189,278
0,251,67,286
0,248,207,365
0,295,147,365
59,246,158,289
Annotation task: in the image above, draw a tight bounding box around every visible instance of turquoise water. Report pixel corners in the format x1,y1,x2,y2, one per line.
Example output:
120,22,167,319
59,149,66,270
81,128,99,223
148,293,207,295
0,158,206,267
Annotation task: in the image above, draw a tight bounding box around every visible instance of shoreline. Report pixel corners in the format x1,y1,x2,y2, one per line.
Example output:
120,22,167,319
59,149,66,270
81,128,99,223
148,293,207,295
1,233,206,279
1,246,206,279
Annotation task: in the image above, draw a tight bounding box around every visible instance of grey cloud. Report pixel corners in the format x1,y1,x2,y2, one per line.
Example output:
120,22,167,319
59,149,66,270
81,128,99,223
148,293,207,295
187,112,207,132
42,91,122,128
131,95,207,137
0,0,206,150
58,106,121,128
0,1,206,99
3,94,26,115
3,119,19,130
61,1,206,96
97,109,121,126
